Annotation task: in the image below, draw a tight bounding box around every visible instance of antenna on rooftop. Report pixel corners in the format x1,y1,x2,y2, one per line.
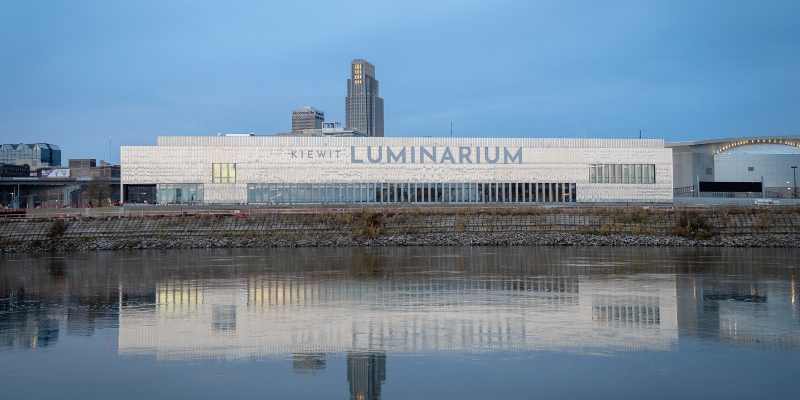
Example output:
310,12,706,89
108,137,113,164
451,122,453,138
639,130,641,139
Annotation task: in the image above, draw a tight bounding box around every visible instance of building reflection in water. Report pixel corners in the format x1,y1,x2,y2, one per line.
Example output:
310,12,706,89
676,274,798,350
1,247,798,392
0,253,130,350
116,272,677,361
293,352,326,374
592,296,661,326
347,351,386,400
0,311,59,349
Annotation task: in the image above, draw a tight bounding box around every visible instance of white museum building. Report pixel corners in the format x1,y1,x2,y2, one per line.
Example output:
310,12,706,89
120,136,673,205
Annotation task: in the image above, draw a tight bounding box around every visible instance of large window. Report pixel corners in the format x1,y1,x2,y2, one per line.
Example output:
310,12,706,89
248,182,577,204
125,185,157,204
590,164,655,184
213,163,236,183
157,183,204,204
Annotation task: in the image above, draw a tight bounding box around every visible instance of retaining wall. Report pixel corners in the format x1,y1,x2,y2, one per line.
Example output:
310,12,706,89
2,209,799,246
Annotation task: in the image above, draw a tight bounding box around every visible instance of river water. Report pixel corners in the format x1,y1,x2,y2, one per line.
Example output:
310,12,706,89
1,247,798,399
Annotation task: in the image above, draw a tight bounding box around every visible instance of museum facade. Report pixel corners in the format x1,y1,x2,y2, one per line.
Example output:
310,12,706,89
120,136,673,204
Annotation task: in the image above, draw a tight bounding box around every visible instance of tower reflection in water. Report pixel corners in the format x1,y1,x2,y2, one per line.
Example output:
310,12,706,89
1,247,799,399
347,351,387,400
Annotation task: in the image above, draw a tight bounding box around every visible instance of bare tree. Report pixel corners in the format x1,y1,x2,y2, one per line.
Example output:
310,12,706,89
85,177,114,206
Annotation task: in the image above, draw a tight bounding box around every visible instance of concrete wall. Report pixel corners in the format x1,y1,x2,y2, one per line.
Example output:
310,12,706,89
671,146,714,188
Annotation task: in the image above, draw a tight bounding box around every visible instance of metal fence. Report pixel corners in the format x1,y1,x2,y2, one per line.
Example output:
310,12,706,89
675,186,768,198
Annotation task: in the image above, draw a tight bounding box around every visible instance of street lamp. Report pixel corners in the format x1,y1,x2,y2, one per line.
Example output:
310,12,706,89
792,166,797,199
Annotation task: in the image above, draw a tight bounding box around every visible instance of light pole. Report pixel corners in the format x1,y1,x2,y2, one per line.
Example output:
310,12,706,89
792,166,797,199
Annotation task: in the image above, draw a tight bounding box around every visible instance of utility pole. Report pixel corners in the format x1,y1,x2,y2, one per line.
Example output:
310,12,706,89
792,166,797,199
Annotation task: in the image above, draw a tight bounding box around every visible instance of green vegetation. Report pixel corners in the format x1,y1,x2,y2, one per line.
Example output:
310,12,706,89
671,211,717,240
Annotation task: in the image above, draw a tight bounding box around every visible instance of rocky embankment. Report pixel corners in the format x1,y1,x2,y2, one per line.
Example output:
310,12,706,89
3,233,800,253
2,208,800,252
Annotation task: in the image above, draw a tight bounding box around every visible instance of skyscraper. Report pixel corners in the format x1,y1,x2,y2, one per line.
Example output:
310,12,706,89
345,59,384,137
291,106,324,132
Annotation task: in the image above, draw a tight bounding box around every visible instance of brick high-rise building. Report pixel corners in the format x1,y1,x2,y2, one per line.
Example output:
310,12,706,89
345,59,384,137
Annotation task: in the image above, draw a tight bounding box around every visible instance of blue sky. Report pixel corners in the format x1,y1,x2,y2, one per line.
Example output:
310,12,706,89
1,0,799,163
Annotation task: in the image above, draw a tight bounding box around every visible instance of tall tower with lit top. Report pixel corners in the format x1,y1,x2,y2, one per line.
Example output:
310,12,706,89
345,59,384,137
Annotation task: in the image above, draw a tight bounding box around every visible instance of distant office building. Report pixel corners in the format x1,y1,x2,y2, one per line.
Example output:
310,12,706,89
292,106,325,132
69,159,96,177
0,143,61,167
277,122,368,137
92,160,121,178
345,59,384,137
68,159,121,179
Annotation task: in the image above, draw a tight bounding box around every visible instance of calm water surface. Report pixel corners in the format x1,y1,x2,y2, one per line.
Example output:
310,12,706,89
1,247,798,399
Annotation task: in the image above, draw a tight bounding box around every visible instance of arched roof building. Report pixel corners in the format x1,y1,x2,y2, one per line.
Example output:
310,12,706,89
666,136,800,196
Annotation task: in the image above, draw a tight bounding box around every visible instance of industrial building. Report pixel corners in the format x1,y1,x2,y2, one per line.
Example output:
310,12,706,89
667,136,800,199
0,158,120,208
120,136,673,205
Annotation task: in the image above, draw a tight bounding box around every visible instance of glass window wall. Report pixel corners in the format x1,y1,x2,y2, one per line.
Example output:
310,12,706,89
157,183,204,204
589,164,656,184
244,182,580,204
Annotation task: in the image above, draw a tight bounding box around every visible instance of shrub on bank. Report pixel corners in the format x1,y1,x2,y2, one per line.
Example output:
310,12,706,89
346,210,386,239
50,219,68,237
671,211,717,240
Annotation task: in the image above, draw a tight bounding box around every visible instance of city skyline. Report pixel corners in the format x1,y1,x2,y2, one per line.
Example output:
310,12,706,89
1,1,799,163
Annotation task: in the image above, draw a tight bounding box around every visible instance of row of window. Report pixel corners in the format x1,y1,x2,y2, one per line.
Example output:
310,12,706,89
211,163,655,186
590,164,656,184
248,182,577,204
157,183,204,204
213,163,236,183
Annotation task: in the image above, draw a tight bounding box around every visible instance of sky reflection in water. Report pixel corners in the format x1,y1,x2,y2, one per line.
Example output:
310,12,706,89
1,247,798,399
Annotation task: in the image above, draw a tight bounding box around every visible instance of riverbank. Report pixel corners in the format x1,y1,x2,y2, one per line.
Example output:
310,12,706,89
2,207,800,252
3,233,800,252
